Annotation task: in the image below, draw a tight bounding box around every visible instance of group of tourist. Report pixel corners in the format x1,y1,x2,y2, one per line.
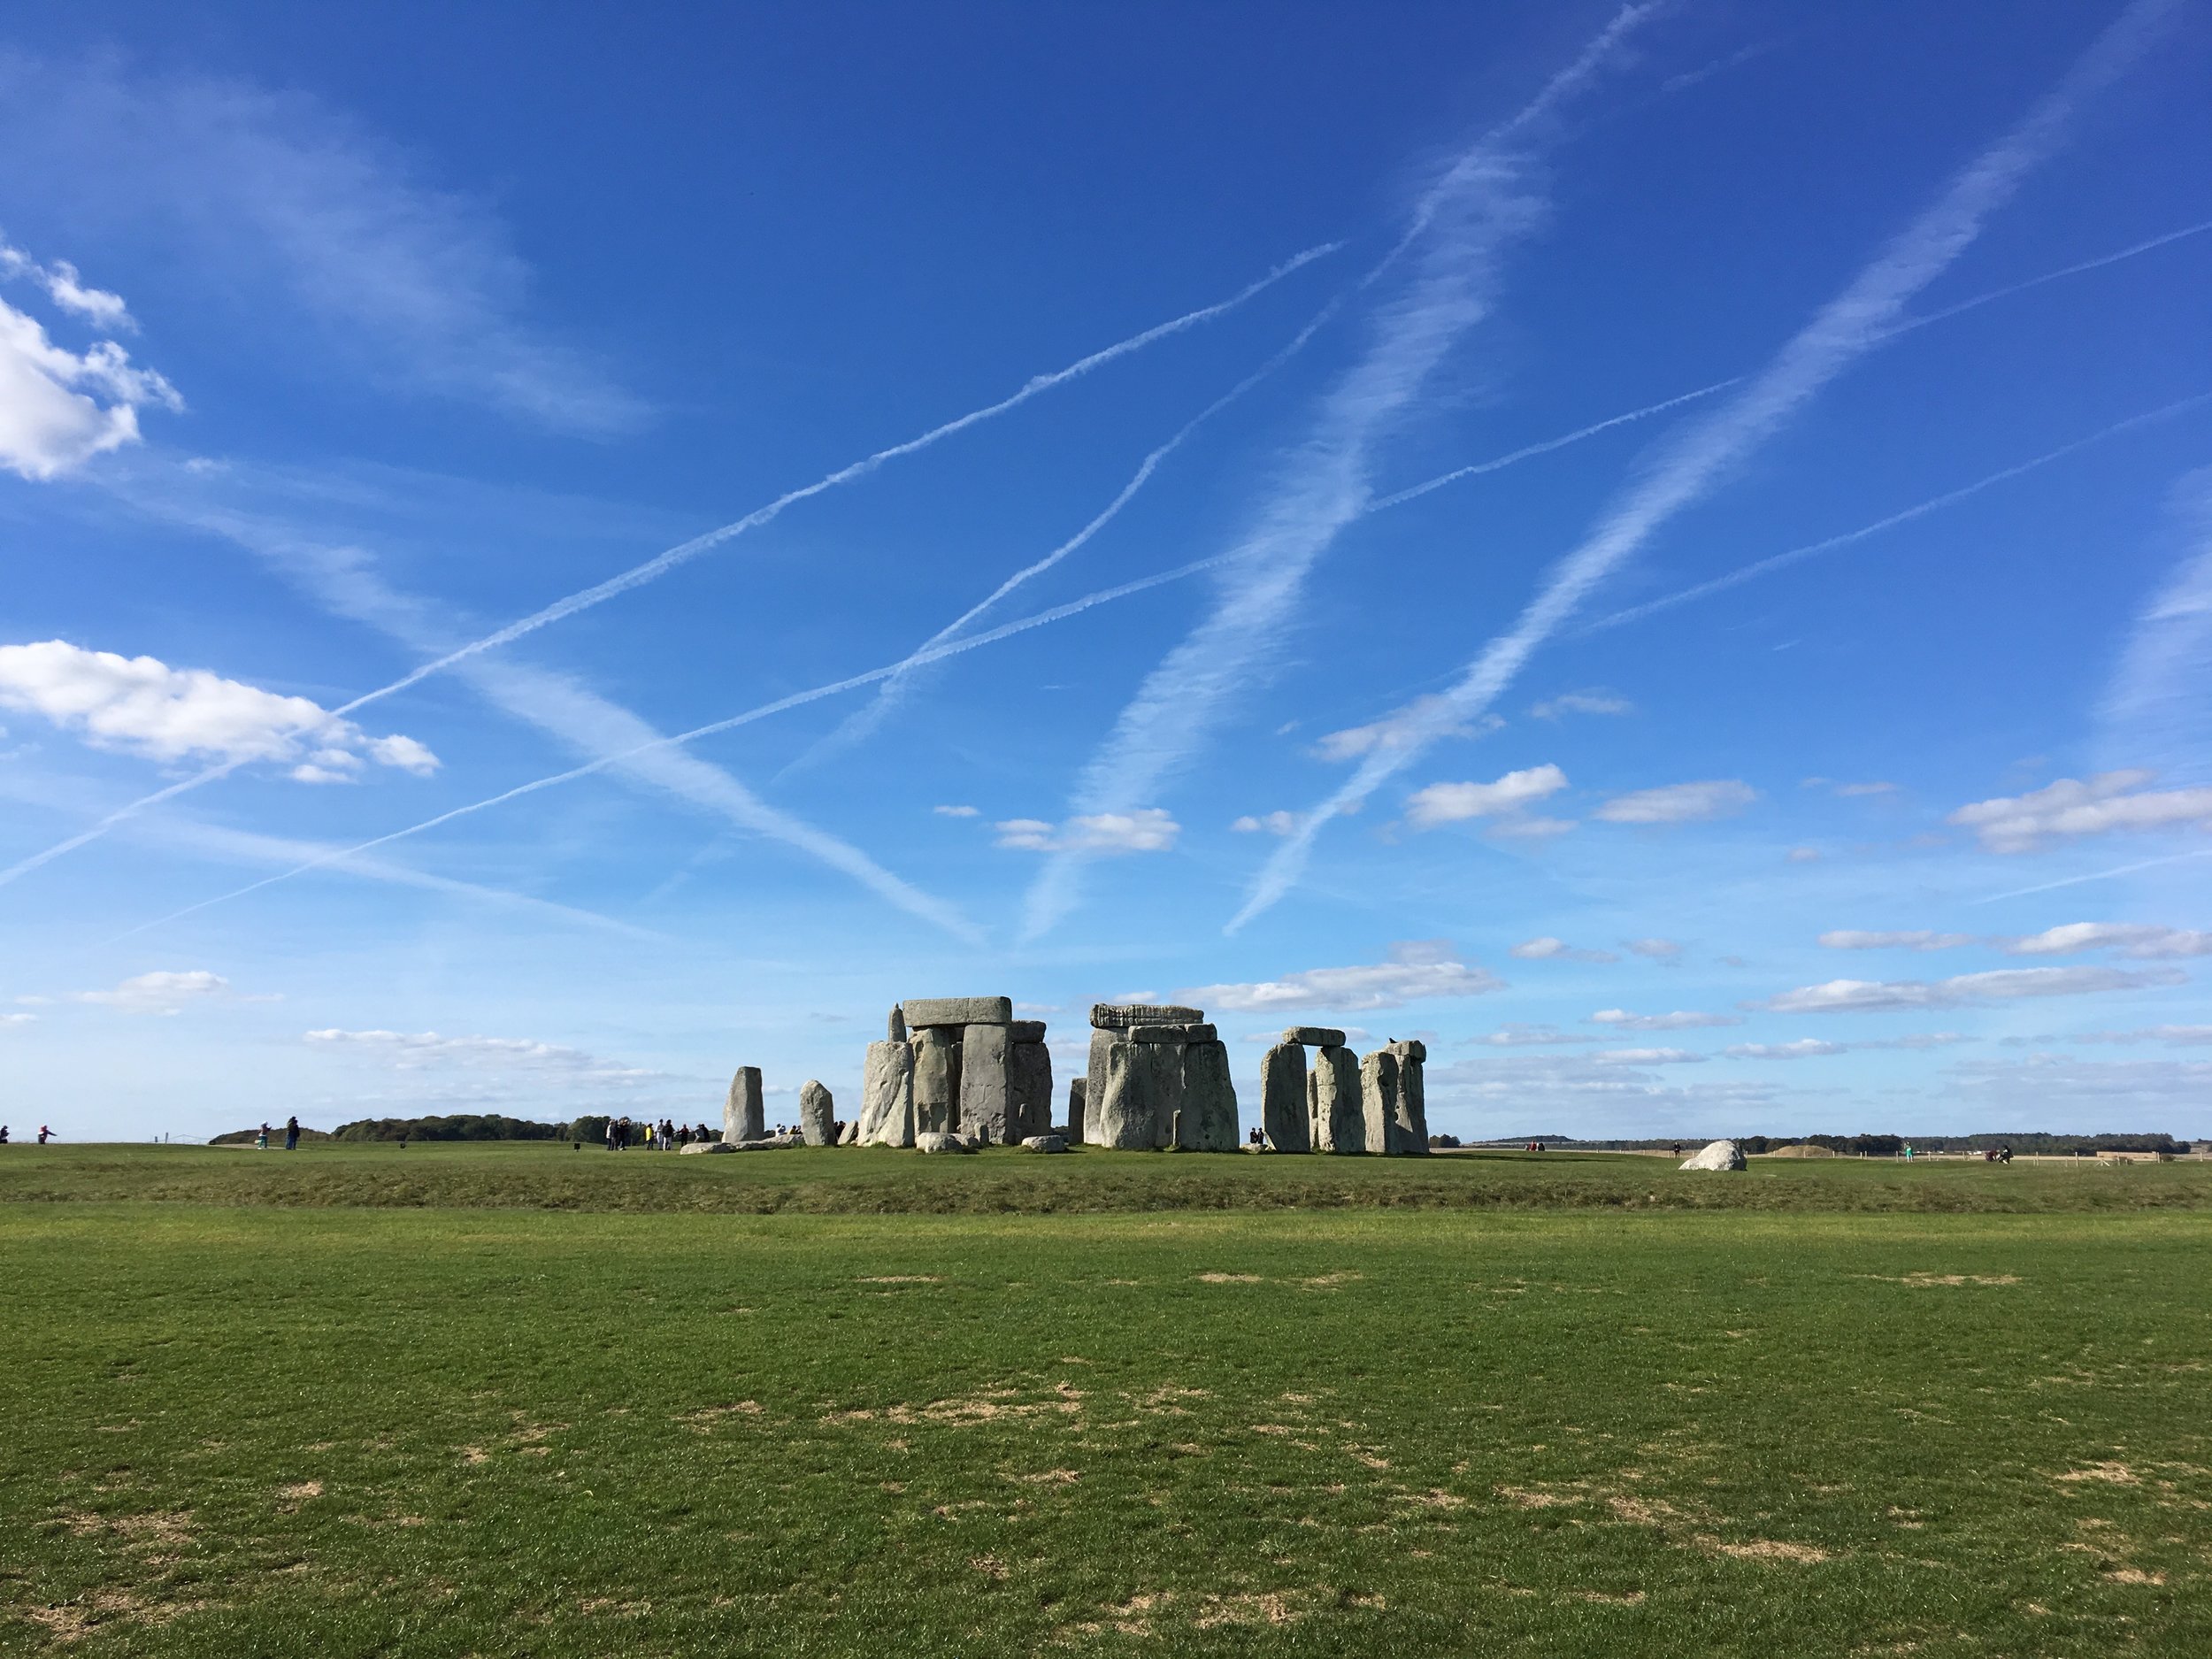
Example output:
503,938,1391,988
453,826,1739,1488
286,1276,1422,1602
0,1125,52,1144
599,1118,717,1150
250,1118,303,1150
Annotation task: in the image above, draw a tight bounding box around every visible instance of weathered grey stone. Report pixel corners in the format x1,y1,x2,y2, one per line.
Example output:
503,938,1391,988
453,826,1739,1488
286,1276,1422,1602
1021,1133,1070,1153
858,1040,915,1148
1311,1046,1363,1153
724,1066,764,1144
1094,1038,1181,1150
1130,1022,1217,1043
1090,1002,1203,1031
1009,1019,1048,1044
1068,1076,1087,1143
1084,1029,1113,1144
1386,1041,1428,1155
1010,1040,1053,1142
1178,1041,1240,1151
912,1025,962,1135
799,1079,835,1146
1260,1042,1310,1152
679,1140,736,1155
960,1022,1014,1144
916,1131,972,1155
903,996,1012,1029
1281,1025,1347,1048
887,1005,908,1042
1359,1048,1399,1157
838,1116,860,1146
1680,1139,1747,1171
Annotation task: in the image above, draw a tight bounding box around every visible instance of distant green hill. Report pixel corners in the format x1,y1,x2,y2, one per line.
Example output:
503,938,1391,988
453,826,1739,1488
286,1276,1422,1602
329,1115,568,1142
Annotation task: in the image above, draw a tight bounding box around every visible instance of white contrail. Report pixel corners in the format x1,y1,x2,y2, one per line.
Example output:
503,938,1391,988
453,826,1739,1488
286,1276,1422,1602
111,556,1233,938
1019,5,1665,940
1231,0,2181,933
1890,216,2212,335
1584,392,2212,633
785,293,1353,776
1975,848,2212,903
1372,380,1740,511
0,244,1338,893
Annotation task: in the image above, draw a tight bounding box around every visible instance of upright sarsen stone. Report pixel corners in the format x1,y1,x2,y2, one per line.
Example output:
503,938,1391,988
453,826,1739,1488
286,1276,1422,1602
1260,1041,1310,1152
1359,1048,1399,1157
1310,1046,1363,1154
1386,1039,1428,1154
1010,1039,1053,1142
961,1022,1014,1144
1085,1029,1114,1145
1095,1038,1179,1150
724,1066,765,1144
858,1041,914,1148
1179,1040,1239,1151
799,1079,835,1146
1067,1076,1087,1141
912,1025,962,1135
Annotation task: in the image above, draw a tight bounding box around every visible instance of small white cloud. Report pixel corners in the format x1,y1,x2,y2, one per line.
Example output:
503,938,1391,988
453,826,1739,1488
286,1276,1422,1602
1315,695,1500,763
2072,1025,2212,1046
1787,847,1823,864
1468,1024,1601,1047
995,809,1179,856
1834,780,1898,797
1594,780,1756,825
0,1011,36,1028
933,804,979,818
1819,930,1977,951
1588,1008,1742,1031
1,237,134,328
1595,1047,1708,1065
1231,810,1301,836
1624,938,1683,961
1724,1039,1845,1059
0,640,436,778
1757,964,2186,1014
1180,940,1503,1013
1405,764,1567,831
76,969,233,1014
1531,690,1632,720
2001,922,2212,959
1486,814,1577,841
1510,937,1619,963
0,296,180,480
1948,770,2212,852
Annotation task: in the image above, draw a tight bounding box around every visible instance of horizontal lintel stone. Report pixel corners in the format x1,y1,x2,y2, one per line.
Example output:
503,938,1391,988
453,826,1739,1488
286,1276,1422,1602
1091,1002,1203,1031
1009,1020,1048,1044
1282,1026,1347,1047
902,996,1012,1028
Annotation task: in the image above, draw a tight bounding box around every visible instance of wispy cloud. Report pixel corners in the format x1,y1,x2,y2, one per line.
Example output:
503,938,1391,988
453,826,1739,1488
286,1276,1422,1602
1588,1008,1742,1031
1594,1047,1707,1065
1756,964,2185,1013
1593,779,1755,825
1949,770,2212,851
1020,5,1662,938
994,810,1179,855
1,233,133,327
304,1027,663,1086
74,968,234,1014
1531,689,1632,719
1820,930,1978,950
1314,696,1502,763
1231,810,1302,836
1179,940,1503,1012
1624,937,1683,961
2100,470,2212,785
1231,0,2180,929
1510,937,1619,963
1406,764,1567,830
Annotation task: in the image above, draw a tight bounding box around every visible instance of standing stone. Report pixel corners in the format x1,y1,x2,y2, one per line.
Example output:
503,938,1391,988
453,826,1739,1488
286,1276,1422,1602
888,1005,908,1042
1010,1039,1053,1142
1067,1076,1087,1142
724,1066,765,1144
799,1080,835,1146
1386,1040,1428,1155
1085,1029,1114,1145
912,1025,962,1135
903,996,1013,1029
1360,1048,1400,1157
838,1116,860,1146
1179,1041,1239,1151
961,1022,1014,1144
1095,1038,1179,1150
1260,1042,1310,1152
1310,1046,1363,1153
858,1041,915,1147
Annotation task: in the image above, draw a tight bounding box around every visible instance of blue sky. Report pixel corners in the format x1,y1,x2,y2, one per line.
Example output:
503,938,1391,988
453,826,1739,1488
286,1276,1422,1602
4,0,2211,1142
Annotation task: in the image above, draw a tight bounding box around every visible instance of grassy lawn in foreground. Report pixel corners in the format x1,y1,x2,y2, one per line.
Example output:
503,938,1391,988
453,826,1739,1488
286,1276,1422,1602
4,1187,2208,1655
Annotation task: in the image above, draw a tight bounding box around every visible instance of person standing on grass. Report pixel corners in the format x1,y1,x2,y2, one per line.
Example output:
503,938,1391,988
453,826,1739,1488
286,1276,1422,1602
256,1123,270,1149
38,1125,51,1144
285,1116,300,1151
604,1118,618,1152
1,1125,10,1144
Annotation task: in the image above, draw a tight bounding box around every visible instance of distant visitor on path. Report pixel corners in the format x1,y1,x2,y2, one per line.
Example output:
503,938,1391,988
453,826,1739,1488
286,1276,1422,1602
1,1125,9,1144
256,1123,271,1150
285,1116,300,1151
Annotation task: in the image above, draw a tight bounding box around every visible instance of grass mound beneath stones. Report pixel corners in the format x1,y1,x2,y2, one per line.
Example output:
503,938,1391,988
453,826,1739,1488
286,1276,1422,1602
4,1141,2208,1217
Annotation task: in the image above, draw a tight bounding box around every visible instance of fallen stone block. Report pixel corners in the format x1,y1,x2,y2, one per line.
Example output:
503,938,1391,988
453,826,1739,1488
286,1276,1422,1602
1021,1133,1070,1153
1680,1139,1747,1171
916,1131,972,1155
679,1140,736,1155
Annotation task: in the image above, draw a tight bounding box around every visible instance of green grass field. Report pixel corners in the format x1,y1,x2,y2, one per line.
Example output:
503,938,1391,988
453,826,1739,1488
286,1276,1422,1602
4,1146,2208,1655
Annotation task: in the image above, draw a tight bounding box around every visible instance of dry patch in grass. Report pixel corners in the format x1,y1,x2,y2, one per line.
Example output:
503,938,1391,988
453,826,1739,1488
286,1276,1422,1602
19,1586,208,1645
1568,1589,1647,1604
2055,1462,2139,1485
2105,1567,2166,1585
1855,1272,2021,1287
1194,1591,1303,1629
1009,1467,1081,1485
970,1555,1010,1580
674,1402,765,1432
1697,1534,1830,1563
828,1382,1087,1429
1196,1271,1263,1283
856,1275,939,1284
